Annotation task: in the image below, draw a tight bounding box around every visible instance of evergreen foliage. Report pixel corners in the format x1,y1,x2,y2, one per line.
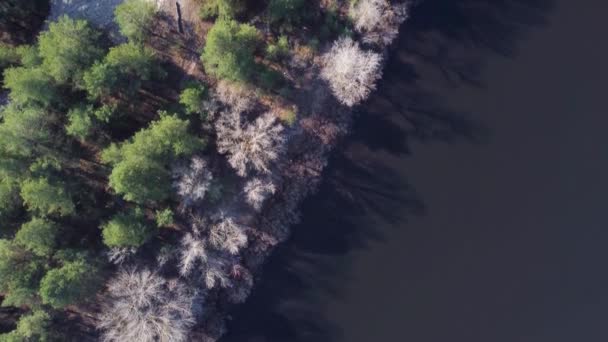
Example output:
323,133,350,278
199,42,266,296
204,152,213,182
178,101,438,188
202,19,259,82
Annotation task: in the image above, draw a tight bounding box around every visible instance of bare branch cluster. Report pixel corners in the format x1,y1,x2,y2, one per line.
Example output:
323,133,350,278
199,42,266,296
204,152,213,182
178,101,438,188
243,177,276,211
320,37,382,107
172,156,213,206
216,111,286,176
351,0,409,46
98,269,197,342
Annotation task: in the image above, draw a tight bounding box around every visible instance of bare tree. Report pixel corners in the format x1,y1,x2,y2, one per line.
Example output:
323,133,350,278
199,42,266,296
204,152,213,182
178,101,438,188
209,212,248,255
216,111,286,176
107,247,137,265
178,233,233,289
172,156,213,206
321,37,382,107
243,177,276,211
350,0,409,46
98,269,196,342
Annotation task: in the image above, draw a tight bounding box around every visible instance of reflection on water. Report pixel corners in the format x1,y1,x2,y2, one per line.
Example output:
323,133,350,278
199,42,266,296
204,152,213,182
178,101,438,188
222,1,558,341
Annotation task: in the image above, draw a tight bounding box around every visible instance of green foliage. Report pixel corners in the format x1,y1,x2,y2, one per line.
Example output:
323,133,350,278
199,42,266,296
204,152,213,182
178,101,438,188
15,218,58,257
0,309,50,342
202,19,260,82
93,103,117,123
20,178,75,217
268,0,307,27
199,0,219,20
218,0,246,18
0,104,54,158
39,259,99,308
0,43,20,70
102,114,203,203
38,16,102,85
179,83,207,115
82,61,118,100
155,208,174,227
84,43,164,99
102,113,204,165
114,0,157,42
66,104,94,141
108,156,171,203
0,239,44,307
266,35,289,61
0,179,21,221
3,67,57,107
102,208,155,248
15,45,41,67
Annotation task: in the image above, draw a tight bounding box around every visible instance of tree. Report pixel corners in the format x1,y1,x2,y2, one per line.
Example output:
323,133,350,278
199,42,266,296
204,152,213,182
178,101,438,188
0,309,50,342
39,260,99,308
350,0,409,46
108,156,171,203
178,233,232,289
14,217,58,256
0,239,45,307
0,104,54,157
98,269,196,342
20,178,75,217
102,209,155,248
171,156,213,206
65,104,94,141
243,177,276,211
38,16,102,85
216,111,286,176
103,114,204,203
179,83,207,116
0,43,20,70
114,0,157,42
209,212,247,254
268,0,307,27
3,67,57,107
84,43,164,99
154,208,174,227
320,37,382,106
202,19,260,82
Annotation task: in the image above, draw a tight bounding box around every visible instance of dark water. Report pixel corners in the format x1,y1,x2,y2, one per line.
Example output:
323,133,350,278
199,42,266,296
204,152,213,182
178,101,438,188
223,0,608,341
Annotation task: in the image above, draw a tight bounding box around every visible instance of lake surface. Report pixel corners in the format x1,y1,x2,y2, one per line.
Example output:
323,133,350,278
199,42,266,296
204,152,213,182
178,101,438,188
222,0,608,341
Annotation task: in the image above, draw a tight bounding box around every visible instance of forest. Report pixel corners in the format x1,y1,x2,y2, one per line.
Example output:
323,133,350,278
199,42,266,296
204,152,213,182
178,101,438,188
0,0,409,340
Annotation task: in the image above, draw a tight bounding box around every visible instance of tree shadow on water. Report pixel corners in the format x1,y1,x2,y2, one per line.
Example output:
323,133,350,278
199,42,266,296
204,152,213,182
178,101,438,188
221,1,554,341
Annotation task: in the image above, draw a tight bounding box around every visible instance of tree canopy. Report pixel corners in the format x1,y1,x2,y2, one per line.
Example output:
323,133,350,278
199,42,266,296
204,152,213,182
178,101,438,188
114,0,157,42
38,15,102,85
202,19,260,82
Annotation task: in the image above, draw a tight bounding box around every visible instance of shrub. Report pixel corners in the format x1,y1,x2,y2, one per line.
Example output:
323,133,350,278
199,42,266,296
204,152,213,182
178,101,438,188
66,105,94,140
0,309,50,342
155,208,174,227
179,83,207,115
265,35,289,61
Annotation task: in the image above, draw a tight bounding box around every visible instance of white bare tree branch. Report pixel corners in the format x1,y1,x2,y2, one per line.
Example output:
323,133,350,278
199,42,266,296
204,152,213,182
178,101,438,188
216,111,286,177
172,156,213,206
243,177,276,211
98,269,196,342
209,212,248,255
350,0,409,46
321,37,382,107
